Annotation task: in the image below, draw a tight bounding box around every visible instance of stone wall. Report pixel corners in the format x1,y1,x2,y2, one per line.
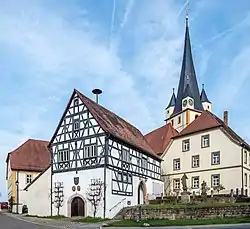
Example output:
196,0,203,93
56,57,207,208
116,205,250,220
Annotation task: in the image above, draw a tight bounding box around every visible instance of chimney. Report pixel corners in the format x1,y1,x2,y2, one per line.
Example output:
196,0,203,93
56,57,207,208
92,89,102,104
223,110,228,126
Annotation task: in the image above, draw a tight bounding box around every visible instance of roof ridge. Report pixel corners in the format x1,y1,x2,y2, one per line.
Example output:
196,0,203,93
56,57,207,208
145,123,171,136
9,139,30,154
75,89,144,136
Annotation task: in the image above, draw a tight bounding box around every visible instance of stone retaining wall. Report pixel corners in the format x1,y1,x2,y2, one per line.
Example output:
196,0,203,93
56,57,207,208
117,205,250,220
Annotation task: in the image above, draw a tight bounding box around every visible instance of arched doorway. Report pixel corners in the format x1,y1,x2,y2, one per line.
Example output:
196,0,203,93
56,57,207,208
71,196,85,217
138,181,145,205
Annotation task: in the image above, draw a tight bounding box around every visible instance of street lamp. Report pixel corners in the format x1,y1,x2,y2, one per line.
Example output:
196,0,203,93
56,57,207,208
15,180,19,214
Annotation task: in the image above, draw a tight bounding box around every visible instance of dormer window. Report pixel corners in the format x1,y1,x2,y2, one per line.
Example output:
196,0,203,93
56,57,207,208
178,116,181,124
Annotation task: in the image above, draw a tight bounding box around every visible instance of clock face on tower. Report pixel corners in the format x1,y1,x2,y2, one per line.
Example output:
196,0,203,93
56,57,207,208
188,99,194,106
182,100,187,107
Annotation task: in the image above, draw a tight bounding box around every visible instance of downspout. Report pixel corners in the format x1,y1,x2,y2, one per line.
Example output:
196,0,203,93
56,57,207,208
241,144,244,196
103,133,110,219
48,145,53,216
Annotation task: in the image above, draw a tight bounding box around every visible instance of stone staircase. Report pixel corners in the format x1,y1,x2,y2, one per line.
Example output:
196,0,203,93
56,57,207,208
112,206,136,220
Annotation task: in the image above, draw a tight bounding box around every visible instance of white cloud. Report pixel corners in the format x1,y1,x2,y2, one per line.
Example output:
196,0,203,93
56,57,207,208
0,0,187,199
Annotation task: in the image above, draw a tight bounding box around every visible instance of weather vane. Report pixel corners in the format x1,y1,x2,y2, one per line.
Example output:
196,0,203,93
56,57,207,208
186,0,189,26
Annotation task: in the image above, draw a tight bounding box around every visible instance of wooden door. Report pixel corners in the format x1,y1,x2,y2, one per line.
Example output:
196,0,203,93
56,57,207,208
71,197,85,217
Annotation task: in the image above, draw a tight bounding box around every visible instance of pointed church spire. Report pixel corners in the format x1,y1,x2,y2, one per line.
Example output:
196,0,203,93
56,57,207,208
166,88,176,109
200,84,211,103
171,1,203,116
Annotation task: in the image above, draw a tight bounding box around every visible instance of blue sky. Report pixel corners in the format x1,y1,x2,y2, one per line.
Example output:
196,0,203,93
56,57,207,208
1,0,250,200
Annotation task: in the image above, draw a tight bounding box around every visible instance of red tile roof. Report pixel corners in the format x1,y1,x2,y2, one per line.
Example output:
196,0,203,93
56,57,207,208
145,123,178,156
173,111,250,149
6,139,51,171
49,89,161,160
173,111,222,138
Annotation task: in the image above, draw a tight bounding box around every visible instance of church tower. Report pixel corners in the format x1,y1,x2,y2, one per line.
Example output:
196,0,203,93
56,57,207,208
165,7,212,132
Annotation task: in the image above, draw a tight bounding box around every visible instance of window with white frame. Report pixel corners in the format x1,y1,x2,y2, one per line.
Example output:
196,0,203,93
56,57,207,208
211,174,220,187
84,144,97,158
173,179,180,190
244,150,247,164
201,134,210,148
192,155,199,168
182,139,190,152
73,119,80,131
245,173,247,187
121,148,130,162
26,174,32,184
211,151,220,165
192,176,199,189
173,158,180,170
58,149,70,162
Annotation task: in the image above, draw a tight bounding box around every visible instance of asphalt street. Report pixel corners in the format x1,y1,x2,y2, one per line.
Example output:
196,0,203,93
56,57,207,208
0,212,58,229
1,212,250,229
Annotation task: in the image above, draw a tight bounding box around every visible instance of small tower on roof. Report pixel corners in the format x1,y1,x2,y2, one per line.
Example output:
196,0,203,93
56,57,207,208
166,88,176,119
200,84,212,111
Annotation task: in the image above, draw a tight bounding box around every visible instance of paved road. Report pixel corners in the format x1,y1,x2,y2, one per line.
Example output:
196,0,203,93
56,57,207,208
1,212,250,229
0,212,58,229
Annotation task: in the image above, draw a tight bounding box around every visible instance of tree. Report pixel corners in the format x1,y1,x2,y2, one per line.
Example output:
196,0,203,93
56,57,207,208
86,178,104,217
52,182,64,216
161,170,172,196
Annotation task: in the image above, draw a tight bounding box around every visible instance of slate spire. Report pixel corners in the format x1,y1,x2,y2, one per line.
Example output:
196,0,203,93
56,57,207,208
166,88,176,109
171,13,203,116
200,84,211,103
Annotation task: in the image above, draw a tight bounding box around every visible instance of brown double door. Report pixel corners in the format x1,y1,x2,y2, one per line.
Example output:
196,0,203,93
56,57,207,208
71,197,85,217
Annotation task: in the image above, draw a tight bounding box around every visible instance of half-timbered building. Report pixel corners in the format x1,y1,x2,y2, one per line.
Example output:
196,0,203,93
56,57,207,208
25,89,163,218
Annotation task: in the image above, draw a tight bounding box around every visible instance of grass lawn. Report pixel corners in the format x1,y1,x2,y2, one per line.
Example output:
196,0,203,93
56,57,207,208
107,217,250,227
139,202,250,209
73,216,110,223
25,215,67,219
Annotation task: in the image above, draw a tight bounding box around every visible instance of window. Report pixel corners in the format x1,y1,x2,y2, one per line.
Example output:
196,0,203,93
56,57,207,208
182,139,190,152
173,179,180,190
121,148,130,162
178,116,181,124
211,151,220,165
73,119,80,131
84,144,97,158
141,157,148,169
192,176,199,189
195,115,199,119
211,174,220,187
171,120,174,126
245,173,248,187
173,158,180,170
58,150,70,162
244,150,247,164
201,134,210,148
192,155,200,168
74,98,79,106
26,174,32,184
